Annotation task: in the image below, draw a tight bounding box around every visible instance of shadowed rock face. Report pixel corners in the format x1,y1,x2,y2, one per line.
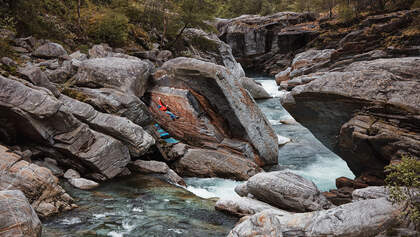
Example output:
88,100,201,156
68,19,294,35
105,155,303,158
0,145,74,217
0,190,42,237
284,57,420,178
228,198,400,237
145,57,277,179
217,12,317,74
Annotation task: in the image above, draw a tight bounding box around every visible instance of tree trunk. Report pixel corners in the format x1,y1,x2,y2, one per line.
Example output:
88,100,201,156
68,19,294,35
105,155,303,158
77,0,81,31
168,23,188,49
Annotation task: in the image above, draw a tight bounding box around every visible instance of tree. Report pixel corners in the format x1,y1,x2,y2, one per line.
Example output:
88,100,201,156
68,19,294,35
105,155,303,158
385,155,420,227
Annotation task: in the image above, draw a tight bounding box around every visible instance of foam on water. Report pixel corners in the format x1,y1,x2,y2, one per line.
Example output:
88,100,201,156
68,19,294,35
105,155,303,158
185,178,243,200
255,76,355,191
256,79,286,98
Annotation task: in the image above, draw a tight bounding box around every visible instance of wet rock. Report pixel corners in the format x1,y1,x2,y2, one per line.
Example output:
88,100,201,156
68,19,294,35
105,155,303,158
33,42,68,59
246,171,334,212
239,77,271,99
64,169,81,179
129,160,185,186
74,57,153,97
215,197,289,217
172,149,262,181
234,183,249,197
69,178,99,190
0,145,74,217
228,198,400,237
130,160,168,174
60,95,154,157
150,58,278,167
18,65,61,97
0,190,42,237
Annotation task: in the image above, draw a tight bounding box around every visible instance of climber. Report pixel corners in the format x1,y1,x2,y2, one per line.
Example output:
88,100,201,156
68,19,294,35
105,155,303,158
158,97,179,120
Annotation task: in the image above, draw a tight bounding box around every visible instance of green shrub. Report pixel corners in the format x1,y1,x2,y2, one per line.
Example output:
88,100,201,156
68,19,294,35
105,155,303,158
338,4,355,23
385,155,420,225
0,39,13,58
88,12,129,47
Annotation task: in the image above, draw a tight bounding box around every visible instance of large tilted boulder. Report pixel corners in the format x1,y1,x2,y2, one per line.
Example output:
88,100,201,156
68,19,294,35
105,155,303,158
0,190,42,237
244,171,334,212
239,77,271,99
0,145,74,217
0,76,131,179
60,95,154,157
150,57,278,165
74,57,153,97
228,198,400,237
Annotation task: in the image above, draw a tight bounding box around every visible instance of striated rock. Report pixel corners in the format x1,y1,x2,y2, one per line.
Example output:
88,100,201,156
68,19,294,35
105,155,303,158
18,65,60,97
150,58,278,167
33,42,67,59
64,169,81,179
228,198,400,237
0,75,131,179
0,190,42,237
275,67,291,85
74,57,153,97
60,95,154,157
88,44,113,58
173,149,262,181
215,197,289,217
246,171,334,212
69,178,99,190
239,77,271,99
0,145,74,217
65,87,152,126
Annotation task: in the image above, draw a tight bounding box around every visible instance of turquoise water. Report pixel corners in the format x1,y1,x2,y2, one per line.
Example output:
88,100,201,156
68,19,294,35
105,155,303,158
42,175,237,237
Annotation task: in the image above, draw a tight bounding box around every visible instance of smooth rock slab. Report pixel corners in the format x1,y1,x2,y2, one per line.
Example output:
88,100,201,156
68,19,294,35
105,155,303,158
216,197,289,217
246,171,334,212
228,198,400,237
64,169,81,179
0,190,42,237
69,178,99,190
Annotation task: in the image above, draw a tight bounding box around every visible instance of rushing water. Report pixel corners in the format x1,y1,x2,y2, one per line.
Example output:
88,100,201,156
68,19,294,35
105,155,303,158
43,74,355,236
253,75,355,191
42,175,237,237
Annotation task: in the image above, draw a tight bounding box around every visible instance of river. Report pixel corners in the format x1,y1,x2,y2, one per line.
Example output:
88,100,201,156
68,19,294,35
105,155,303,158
42,76,354,236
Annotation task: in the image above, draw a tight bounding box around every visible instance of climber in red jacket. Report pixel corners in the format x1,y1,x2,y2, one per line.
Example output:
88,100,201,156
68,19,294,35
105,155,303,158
158,97,179,120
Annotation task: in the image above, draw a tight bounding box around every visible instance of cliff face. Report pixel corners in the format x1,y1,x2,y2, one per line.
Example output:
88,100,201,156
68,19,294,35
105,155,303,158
216,12,318,75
